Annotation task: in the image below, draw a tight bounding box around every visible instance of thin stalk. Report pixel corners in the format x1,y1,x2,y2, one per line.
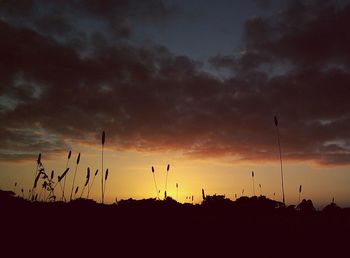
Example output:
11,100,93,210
39,187,44,201
62,151,71,202
45,182,58,202
275,116,285,205
74,186,79,199
70,153,80,202
43,189,46,201
252,171,255,196
13,182,17,195
152,166,159,200
87,169,98,199
70,165,78,201
176,183,178,202
30,153,41,200
103,169,108,200
81,168,90,199
164,164,170,200
101,131,105,204
80,187,86,199
58,182,64,200
153,173,159,199
28,189,31,200
101,145,104,203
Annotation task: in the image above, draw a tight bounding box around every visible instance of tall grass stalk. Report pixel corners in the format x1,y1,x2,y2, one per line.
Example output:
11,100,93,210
103,168,109,200
176,183,179,202
101,131,105,204
14,182,17,194
259,184,262,196
164,164,170,199
30,153,41,200
57,168,69,199
62,150,71,202
58,179,64,199
87,169,98,199
151,166,159,200
80,167,90,198
74,186,79,199
39,182,46,201
70,153,80,201
298,185,302,204
251,171,255,196
274,115,285,205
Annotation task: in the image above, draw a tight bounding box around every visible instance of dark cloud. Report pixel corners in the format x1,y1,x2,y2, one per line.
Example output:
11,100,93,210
1,0,350,165
0,0,179,40
253,0,273,10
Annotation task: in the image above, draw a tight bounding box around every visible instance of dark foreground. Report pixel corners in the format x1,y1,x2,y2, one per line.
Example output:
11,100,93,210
1,190,349,257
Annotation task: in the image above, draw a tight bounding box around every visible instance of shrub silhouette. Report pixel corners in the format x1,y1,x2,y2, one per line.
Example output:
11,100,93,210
297,199,315,212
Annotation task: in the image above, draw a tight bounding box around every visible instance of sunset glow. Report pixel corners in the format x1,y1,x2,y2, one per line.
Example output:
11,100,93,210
1,0,350,208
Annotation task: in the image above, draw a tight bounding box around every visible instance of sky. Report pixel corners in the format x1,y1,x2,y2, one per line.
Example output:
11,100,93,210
1,0,350,207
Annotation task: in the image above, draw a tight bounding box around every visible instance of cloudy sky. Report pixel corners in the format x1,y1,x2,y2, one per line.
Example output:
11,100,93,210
1,0,350,206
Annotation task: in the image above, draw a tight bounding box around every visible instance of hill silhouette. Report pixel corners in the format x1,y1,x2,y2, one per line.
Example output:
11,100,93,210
2,190,350,257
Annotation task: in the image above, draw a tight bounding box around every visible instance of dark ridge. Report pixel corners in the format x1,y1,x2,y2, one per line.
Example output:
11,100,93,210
1,190,350,257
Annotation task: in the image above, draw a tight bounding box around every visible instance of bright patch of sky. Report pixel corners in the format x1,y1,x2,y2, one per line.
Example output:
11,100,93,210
133,0,286,62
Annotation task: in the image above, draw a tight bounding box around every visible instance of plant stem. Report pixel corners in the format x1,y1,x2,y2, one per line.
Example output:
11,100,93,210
87,174,96,199
101,145,104,204
152,173,159,200
103,180,107,201
164,171,168,200
62,158,69,202
252,175,255,196
276,124,285,205
30,163,40,201
39,187,43,201
70,164,78,201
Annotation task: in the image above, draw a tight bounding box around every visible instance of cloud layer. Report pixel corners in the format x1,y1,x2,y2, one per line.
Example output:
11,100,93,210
1,0,350,165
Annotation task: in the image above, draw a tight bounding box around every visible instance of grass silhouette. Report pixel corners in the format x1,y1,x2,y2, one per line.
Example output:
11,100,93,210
274,115,285,204
101,131,105,204
164,164,170,199
151,166,159,200
62,150,71,202
80,167,90,198
87,169,99,199
251,171,255,196
103,168,109,199
70,152,81,201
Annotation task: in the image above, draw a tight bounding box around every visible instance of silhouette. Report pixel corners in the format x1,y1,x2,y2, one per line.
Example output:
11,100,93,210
3,132,349,257
274,115,285,204
70,152,81,201
62,150,71,201
296,199,315,212
2,190,350,257
101,131,105,204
